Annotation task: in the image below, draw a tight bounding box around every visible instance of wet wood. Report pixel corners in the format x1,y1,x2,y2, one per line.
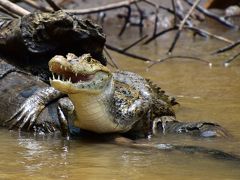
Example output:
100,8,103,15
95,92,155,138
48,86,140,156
0,59,61,133
0,0,30,16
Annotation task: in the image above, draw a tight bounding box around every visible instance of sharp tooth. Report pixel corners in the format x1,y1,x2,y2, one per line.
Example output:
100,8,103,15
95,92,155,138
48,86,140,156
75,73,78,77
65,67,67,71
68,77,71,82
52,73,55,79
58,75,60,80
49,77,52,81
60,65,63,69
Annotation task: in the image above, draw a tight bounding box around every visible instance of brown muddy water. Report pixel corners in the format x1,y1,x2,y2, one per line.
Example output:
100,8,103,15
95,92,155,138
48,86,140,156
1,5,240,180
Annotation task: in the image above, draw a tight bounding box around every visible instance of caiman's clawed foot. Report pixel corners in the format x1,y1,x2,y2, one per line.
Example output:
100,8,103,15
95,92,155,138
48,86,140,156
5,87,64,131
7,97,45,130
169,121,230,138
153,120,230,138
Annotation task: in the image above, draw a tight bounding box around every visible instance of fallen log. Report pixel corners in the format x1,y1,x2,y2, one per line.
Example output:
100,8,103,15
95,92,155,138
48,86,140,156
0,59,62,134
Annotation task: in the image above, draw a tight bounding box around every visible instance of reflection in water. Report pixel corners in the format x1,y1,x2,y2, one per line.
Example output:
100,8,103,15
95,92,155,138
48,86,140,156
17,136,70,173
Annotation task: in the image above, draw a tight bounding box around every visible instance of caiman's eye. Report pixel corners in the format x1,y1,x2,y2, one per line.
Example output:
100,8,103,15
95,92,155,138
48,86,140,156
86,56,92,62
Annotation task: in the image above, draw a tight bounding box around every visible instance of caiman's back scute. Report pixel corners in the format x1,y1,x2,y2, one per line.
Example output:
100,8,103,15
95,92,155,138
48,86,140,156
146,79,178,106
0,11,106,80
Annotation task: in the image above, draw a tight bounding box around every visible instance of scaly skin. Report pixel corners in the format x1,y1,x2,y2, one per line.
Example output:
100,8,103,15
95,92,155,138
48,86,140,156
48,53,181,136
6,53,229,138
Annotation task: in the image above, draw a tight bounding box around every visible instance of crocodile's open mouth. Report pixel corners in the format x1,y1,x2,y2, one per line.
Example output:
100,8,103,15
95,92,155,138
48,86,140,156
49,61,94,84
49,57,111,94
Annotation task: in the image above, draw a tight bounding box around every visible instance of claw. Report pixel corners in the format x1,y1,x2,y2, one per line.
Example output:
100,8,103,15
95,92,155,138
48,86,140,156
5,107,22,124
19,113,32,129
6,102,41,131
28,115,37,131
57,106,69,137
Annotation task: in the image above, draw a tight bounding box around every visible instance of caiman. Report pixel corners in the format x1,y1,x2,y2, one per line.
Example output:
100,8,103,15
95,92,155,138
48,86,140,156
5,53,228,138
48,53,229,138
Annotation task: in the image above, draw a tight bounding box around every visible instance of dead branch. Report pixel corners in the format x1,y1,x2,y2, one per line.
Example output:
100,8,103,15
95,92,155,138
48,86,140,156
103,48,119,69
186,26,234,44
133,2,144,36
118,5,131,36
168,0,201,54
184,0,238,29
64,0,141,15
147,55,211,70
144,27,177,44
22,0,52,12
224,52,240,66
144,24,232,46
105,44,152,62
122,34,148,52
0,5,19,18
0,0,30,16
152,6,159,36
213,39,240,54
45,0,61,11
171,0,177,25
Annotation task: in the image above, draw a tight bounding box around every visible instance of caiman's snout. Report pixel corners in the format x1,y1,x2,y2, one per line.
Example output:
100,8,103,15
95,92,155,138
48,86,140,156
48,53,112,94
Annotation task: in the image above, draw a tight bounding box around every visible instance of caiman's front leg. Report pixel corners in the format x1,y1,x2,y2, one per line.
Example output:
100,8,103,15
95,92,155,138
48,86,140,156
5,87,65,130
57,97,75,138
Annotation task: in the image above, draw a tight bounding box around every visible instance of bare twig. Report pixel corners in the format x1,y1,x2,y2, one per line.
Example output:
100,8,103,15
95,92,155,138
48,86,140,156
186,26,234,44
184,0,238,29
22,0,52,12
168,0,201,55
152,6,159,36
64,0,141,15
137,0,160,36
147,55,211,69
224,52,240,66
105,44,152,62
45,0,61,11
171,0,177,25
118,5,131,36
133,2,144,36
103,48,119,69
122,34,148,52
212,39,240,54
0,0,30,16
144,27,177,44
0,6,19,18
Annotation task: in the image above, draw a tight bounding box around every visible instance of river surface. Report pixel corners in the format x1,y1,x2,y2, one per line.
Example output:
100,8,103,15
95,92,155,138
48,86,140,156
1,1,240,179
